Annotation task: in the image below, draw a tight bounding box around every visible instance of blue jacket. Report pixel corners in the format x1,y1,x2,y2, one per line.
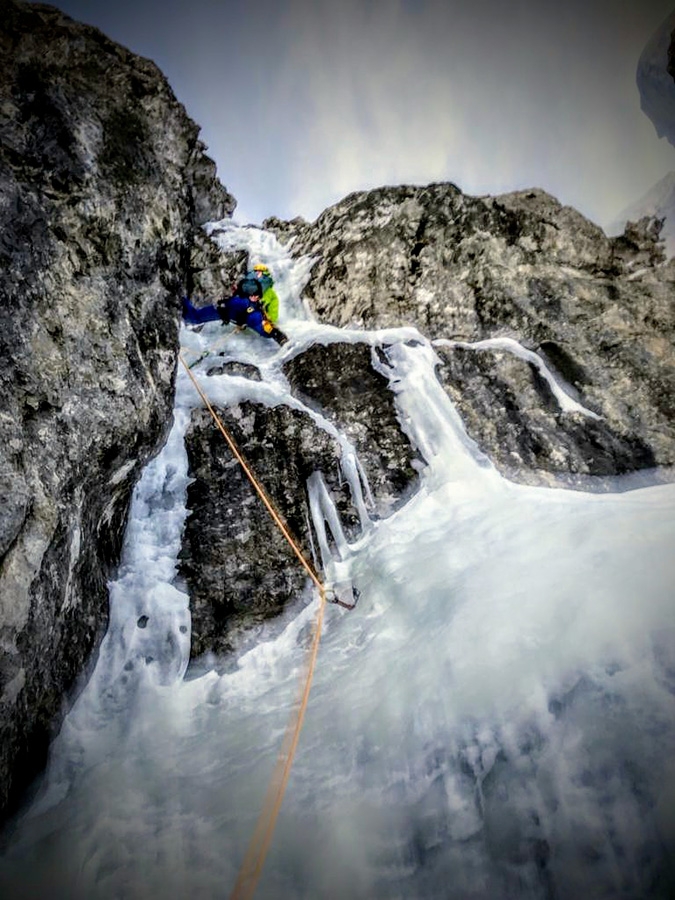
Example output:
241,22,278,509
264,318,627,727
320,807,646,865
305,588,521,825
182,296,271,338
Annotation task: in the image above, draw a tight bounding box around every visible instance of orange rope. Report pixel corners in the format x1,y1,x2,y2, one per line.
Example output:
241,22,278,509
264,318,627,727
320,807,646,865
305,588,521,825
179,354,323,591
229,595,325,900
179,353,327,900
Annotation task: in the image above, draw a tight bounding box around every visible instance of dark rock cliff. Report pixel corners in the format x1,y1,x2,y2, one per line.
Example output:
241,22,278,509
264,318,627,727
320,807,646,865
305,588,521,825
264,185,675,485
179,340,419,661
0,0,234,821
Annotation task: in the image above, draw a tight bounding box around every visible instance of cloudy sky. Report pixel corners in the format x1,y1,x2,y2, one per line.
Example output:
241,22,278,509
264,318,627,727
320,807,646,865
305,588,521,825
46,0,675,230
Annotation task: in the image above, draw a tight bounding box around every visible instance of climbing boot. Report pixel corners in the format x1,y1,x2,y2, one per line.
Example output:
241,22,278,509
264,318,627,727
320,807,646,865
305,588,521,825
270,327,288,346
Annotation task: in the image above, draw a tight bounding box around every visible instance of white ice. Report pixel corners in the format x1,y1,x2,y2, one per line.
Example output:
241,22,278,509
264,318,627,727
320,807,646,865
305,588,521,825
433,336,601,419
1,222,674,900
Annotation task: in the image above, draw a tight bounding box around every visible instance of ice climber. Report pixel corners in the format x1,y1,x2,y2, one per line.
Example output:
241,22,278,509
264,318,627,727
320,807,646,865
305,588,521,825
248,263,280,324
181,268,288,346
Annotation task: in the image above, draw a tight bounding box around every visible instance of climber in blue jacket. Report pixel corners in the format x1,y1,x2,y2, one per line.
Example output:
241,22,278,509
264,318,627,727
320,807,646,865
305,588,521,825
182,276,288,345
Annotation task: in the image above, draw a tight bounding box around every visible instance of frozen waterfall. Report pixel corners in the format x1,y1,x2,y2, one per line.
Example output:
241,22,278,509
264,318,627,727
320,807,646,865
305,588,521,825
1,224,674,900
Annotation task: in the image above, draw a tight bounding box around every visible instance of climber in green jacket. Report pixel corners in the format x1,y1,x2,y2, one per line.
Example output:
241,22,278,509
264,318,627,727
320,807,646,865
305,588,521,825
248,263,280,323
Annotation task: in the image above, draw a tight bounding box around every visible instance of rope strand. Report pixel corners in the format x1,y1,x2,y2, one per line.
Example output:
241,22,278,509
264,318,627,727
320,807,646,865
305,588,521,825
179,353,327,900
180,354,323,591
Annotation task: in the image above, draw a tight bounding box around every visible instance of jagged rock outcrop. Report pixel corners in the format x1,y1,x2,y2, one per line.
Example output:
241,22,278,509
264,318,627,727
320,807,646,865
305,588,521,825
434,345,656,484
283,341,421,516
180,401,349,659
264,184,675,485
179,340,419,660
189,235,247,303
0,0,234,821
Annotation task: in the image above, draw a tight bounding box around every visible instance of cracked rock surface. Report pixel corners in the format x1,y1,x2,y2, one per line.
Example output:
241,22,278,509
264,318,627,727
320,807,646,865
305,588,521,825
265,184,675,483
0,0,234,820
179,339,419,659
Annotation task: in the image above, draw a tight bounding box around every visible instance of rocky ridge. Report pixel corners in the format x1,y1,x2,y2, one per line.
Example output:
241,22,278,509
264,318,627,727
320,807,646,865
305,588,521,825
610,172,675,261
264,184,675,486
0,0,234,821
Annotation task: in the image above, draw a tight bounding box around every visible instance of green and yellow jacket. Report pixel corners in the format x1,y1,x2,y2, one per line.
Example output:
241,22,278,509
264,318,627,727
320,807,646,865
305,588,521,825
261,286,279,322
247,271,279,322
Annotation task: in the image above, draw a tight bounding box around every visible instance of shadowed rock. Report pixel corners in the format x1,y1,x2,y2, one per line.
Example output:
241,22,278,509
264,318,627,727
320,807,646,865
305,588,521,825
180,401,356,659
0,0,234,821
180,339,420,659
283,341,421,517
434,344,656,487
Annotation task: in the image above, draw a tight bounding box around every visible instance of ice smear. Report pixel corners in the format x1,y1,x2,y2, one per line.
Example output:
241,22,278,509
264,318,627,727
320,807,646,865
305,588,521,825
434,335,601,419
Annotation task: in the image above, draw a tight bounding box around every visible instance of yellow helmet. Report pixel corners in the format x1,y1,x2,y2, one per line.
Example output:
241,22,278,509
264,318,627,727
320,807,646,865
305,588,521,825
253,263,270,274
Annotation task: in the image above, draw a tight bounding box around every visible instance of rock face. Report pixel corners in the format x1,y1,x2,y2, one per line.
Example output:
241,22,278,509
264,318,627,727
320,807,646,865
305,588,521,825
179,340,419,660
0,0,234,821
611,176,675,262
181,401,347,659
264,184,675,485
283,341,421,515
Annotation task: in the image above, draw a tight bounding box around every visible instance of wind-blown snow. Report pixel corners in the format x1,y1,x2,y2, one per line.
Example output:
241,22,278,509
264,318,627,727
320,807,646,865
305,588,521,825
1,224,674,900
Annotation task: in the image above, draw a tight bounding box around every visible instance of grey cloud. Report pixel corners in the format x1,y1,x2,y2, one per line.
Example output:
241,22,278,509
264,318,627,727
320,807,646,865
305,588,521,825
48,0,675,228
